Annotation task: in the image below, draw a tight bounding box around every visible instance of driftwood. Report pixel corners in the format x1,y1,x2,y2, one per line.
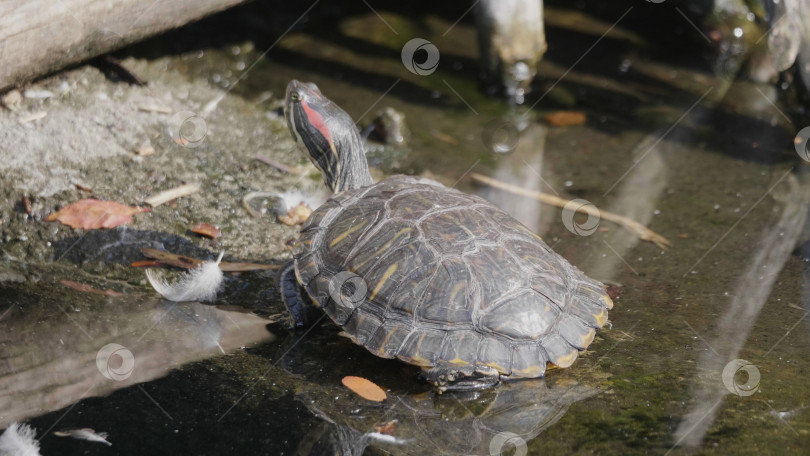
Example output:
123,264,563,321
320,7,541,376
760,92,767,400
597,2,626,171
0,0,248,91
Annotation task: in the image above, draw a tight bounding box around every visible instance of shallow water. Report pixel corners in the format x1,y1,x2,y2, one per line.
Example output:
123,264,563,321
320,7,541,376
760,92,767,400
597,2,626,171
2,1,810,455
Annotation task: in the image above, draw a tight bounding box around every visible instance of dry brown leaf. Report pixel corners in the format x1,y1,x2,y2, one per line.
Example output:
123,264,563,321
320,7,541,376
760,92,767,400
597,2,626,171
191,222,221,239
45,199,149,229
278,202,313,226
60,279,124,296
543,111,587,127
342,376,387,402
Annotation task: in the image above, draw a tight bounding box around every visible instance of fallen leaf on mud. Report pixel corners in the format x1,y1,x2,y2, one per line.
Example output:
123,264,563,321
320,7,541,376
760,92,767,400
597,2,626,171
191,222,221,239
543,111,586,127
136,145,155,156
278,202,312,226
373,420,398,435
342,376,387,402
60,280,124,296
140,248,279,272
606,284,621,300
45,199,149,229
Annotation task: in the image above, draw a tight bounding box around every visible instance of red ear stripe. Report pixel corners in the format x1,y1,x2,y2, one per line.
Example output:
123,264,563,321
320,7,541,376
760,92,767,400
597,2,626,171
302,100,333,145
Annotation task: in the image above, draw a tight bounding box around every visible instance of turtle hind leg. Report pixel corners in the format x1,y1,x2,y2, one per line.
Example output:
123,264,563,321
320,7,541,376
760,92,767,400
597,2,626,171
278,261,318,328
421,366,501,392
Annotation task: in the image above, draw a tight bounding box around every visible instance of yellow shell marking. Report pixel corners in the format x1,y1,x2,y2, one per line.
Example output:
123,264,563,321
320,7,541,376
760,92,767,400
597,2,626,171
580,328,596,347
351,228,411,271
594,308,608,327
447,357,470,366
602,294,614,310
369,263,398,301
554,350,578,368
513,365,545,377
329,221,368,248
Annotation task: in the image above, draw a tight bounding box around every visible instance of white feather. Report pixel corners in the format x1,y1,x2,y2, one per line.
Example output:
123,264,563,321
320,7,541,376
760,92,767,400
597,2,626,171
277,190,326,212
0,423,41,456
146,252,224,302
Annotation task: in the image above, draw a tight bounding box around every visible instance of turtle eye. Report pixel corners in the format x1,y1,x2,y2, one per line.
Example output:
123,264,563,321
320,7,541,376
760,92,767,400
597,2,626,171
289,91,300,102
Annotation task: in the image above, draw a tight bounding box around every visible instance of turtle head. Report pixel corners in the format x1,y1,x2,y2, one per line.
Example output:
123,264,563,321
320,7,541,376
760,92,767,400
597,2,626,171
285,80,373,193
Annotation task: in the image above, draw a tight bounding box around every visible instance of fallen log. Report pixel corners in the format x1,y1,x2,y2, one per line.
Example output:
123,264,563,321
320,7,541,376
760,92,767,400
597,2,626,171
0,0,248,91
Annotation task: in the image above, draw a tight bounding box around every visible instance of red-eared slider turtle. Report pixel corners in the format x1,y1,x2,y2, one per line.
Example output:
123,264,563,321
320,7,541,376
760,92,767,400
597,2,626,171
280,80,613,390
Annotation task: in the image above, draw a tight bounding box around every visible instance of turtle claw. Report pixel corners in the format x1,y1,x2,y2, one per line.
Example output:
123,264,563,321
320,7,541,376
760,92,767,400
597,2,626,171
422,367,500,392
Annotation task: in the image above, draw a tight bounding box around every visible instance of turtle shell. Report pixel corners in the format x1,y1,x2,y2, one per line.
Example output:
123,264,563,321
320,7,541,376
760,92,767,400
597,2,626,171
293,175,613,378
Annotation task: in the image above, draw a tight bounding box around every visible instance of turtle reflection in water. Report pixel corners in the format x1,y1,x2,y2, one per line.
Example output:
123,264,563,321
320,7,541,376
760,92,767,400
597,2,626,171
280,80,613,390
296,377,601,455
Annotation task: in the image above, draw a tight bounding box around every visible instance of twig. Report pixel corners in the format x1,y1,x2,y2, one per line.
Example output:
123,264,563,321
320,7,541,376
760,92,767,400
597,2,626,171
18,111,47,124
139,248,279,271
255,154,299,175
144,183,201,207
138,104,172,114
470,172,671,249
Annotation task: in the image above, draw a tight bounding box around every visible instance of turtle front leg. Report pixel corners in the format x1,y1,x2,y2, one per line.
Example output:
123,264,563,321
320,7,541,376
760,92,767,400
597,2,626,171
421,366,501,392
278,261,317,328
